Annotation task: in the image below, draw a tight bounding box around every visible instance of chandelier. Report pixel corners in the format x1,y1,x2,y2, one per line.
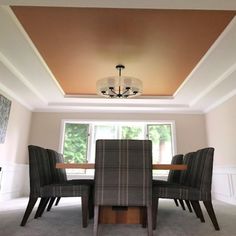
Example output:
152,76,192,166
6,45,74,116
96,64,143,98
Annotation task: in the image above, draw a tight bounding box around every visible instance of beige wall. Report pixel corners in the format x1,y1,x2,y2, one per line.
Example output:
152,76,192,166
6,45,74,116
206,95,236,166
0,92,32,164
29,112,207,159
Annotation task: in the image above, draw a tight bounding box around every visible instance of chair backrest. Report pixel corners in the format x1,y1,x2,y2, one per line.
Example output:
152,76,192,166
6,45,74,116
189,147,214,191
167,154,184,183
179,152,196,186
47,149,67,183
94,139,153,206
28,145,53,196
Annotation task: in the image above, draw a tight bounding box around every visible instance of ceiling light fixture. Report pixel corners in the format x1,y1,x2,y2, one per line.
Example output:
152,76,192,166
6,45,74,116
96,64,143,98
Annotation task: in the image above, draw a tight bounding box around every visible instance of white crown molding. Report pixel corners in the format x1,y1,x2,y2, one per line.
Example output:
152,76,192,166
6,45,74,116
5,6,65,96
0,52,47,104
191,62,236,107
188,16,236,107
174,17,236,99
0,82,33,110
34,105,203,114
204,88,236,113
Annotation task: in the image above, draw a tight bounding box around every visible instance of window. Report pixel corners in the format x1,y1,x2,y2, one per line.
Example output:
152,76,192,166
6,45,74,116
147,124,173,164
60,121,176,173
62,123,89,163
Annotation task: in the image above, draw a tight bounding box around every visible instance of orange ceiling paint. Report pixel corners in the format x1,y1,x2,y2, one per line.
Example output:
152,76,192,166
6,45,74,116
12,7,235,96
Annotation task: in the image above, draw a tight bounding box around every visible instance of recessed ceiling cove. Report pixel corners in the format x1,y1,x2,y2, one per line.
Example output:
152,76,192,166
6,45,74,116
11,6,235,97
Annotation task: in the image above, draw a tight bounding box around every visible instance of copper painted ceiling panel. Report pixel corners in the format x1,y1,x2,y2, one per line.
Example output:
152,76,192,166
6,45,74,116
12,7,235,96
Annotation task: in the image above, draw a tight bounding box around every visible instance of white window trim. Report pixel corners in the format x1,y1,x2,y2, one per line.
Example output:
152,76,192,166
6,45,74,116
59,119,177,177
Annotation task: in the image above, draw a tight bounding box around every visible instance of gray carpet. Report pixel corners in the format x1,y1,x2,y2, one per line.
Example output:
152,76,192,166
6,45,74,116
0,197,235,235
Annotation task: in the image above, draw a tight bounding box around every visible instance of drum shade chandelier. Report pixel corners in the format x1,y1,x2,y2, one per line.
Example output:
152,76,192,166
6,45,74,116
96,64,143,98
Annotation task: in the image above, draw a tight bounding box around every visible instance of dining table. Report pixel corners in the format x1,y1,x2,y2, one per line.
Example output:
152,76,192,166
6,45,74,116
56,163,187,224
56,163,187,170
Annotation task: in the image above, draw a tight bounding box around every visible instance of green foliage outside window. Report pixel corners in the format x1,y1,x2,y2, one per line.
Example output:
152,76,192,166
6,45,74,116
121,126,143,139
63,123,88,163
148,124,172,163
148,124,171,144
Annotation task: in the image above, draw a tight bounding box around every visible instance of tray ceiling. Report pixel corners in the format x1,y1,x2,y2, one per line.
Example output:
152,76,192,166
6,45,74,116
11,7,235,96
0,2,236,113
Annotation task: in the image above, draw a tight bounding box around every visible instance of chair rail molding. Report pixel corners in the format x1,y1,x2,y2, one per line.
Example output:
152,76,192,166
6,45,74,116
212,166,236,205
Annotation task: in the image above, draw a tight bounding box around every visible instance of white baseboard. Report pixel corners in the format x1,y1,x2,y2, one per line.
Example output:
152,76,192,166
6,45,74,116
212,166,236,205
0,162,29,201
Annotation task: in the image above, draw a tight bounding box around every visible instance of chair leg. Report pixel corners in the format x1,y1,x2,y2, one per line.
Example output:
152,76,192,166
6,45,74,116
191,201,205,222
47,197,56,211
141,206,147,228
179,199,186,210
81,195,88,228
190,201,199,218
185,200,193,213
34,198,45,218
147,205,153,236
152,197,159,230
93,205,99,236
37,197,50,218
55,197,61,206
88,188,94,219
203,201,220,230
20,196,38,226
174,198,179,207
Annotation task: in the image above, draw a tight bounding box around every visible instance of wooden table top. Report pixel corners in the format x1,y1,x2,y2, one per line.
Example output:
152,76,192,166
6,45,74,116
56,163,187,170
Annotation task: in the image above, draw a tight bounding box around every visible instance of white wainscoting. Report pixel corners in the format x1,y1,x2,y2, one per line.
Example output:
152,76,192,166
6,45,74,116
0,163,235,204
212,166,236,205
0,162,29,201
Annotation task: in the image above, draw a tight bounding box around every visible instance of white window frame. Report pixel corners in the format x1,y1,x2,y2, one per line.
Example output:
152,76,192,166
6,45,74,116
59,119,177,177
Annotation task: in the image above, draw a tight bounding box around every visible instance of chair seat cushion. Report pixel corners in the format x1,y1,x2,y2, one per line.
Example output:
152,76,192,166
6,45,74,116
153,184,211,201
40,184,90,197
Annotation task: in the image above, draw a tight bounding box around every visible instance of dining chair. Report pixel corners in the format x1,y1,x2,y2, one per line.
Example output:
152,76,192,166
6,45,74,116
34,150,67,217
179,152,202,216
93,139,153,236
20,145,90,228
153,154,184,210
34,149,94,218
48,149,94,217
152,147,220,231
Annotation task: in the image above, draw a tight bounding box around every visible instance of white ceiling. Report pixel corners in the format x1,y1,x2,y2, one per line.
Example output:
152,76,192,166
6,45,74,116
0,1,236,113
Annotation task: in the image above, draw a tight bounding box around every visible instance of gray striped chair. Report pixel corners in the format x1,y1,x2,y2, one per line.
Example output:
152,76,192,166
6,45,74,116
179,152,200,215
34,150,68,217
93,140,153,236
35,149,94,218
20,145,90,227
152,154,184,229
153,147,220,231
153,154,184,211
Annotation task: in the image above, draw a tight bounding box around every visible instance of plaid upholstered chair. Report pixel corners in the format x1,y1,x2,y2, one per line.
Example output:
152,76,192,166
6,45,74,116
153,147,220,231
93,140,153,236
179,152,201,216
35,149,94,218
153,154,184,210
48,149,94,216
34,150,67,217
20,145,90,227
